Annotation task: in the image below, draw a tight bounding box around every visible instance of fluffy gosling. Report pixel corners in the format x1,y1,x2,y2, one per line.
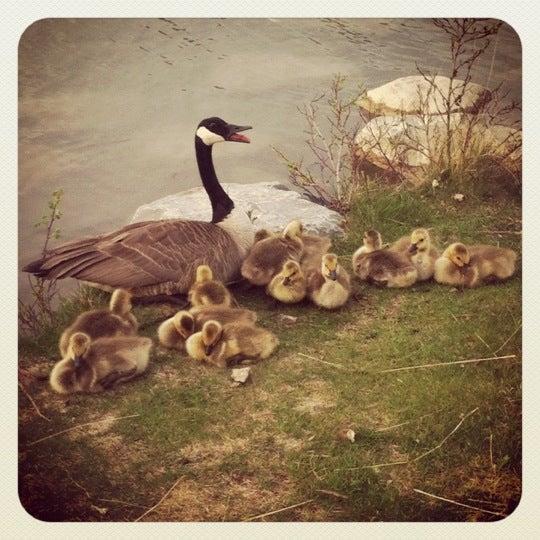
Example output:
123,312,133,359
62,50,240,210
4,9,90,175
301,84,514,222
307,253,351,309
267,260,307,303
189,264,232,308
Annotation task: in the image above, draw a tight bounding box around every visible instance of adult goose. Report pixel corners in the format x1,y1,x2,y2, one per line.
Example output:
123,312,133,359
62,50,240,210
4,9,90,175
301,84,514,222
24,117,255,300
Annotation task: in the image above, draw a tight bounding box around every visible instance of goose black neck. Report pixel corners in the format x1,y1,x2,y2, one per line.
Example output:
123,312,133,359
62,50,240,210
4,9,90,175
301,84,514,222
195,137,234,224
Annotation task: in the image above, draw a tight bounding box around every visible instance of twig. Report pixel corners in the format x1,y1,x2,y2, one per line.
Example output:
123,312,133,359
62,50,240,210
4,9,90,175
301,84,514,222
494,324,521,355
27,414,139,446
489,432,495,471
377,354,516,373
481,229,521,235
475,333,492,352
361,408,478,469
134,477,183,522
297,352,351,371
315,489,349,500
413,488,507,518
243,499,314,522
19,382,50,422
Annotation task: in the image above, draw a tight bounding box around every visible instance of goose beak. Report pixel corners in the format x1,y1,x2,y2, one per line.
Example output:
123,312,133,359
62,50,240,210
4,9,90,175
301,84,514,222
329,270,338,280
226,124,252,143
73,355,83,369
408,243,418,254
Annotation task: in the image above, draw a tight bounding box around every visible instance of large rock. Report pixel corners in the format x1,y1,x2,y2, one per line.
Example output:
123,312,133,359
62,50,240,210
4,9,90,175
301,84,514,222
130,182,345,236
355,114,522,174
356,76,491,116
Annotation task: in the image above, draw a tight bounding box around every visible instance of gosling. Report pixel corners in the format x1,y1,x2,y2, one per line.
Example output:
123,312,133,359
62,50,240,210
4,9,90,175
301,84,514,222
158,306,257,350
186,320,278,368
241,219,304,286
352,229,383,261
393,228,439,281
307,253,351,309
50,332,152,394
353,250,417,288
189,264,232,308
58,288,138,356
267,260,307,304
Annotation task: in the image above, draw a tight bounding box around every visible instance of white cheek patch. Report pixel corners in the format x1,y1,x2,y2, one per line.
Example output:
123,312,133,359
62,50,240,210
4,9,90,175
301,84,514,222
196,126,225,145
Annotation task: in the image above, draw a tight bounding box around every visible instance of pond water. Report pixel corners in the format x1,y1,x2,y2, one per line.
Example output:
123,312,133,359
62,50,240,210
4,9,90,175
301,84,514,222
18,18,521,300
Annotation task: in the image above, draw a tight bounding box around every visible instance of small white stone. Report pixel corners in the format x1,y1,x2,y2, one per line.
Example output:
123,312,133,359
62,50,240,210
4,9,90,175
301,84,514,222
231,367,251,384
453,193,465,202
432,178,440,188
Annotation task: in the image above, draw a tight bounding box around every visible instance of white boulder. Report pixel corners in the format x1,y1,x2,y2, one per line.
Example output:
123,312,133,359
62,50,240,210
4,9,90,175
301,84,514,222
356,75,491,116
130,181,345,236
355,114,522,173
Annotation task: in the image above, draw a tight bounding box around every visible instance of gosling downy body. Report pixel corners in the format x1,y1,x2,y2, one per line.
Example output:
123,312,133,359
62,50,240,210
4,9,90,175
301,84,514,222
354,249,417,288
188,264,232,307
468,244,517,282
50,332,152,394
267,260,307,304
392,228,439,281
241,219,304,286
186,320,278,368
307,253,351,309
58,288,138,356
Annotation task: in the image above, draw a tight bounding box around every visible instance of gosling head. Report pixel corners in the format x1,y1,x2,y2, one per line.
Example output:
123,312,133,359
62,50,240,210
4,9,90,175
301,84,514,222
283,219,304,240
172,311,195,339
281,260,302,286
445,242,470,267
409,228,430,254
68,332,91,368
201,320,223,356
322,253,339,281
363,229,382,251
196,117,252,146
254,229,274,243
109,288,132,316
195,265,213,284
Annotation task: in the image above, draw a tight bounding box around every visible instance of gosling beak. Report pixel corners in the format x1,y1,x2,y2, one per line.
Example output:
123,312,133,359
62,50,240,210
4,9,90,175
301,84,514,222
226,123,252,143
329,269,338,280
283,276,291,286
205,345,213,356
408,243,418,254
73,355,83,369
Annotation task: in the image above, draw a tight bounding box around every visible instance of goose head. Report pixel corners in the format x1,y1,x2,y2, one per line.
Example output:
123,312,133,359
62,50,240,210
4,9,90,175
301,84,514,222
444,242,470,268
281,260,302,286
195,264,213,283
408,228,431,254
196,117,252,146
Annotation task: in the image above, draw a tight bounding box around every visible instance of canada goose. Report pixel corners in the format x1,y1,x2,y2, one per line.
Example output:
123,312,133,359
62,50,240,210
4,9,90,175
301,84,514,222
434,243,479,288
267,260,307,303
23,117,254,300
307,253,351,309
186,320,278,368
188,264,232,308
352,229,383,261
241,219,304,286
158,305,257,350
353,249,417,288
392,228,439,281
50,332,153,394
58,288,138,356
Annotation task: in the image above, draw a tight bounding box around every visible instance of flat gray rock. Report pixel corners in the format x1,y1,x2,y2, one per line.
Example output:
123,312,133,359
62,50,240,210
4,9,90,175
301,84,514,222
130,182,344,236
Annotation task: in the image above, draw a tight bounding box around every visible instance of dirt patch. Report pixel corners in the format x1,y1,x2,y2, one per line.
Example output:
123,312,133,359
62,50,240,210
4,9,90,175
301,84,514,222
294,380,337,415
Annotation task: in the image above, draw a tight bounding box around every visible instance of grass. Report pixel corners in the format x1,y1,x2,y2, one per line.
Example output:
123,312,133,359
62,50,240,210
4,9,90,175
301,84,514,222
18,187,521,522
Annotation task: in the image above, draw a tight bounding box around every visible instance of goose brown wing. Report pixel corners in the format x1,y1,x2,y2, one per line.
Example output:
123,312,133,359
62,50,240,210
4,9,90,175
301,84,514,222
24,220,242,292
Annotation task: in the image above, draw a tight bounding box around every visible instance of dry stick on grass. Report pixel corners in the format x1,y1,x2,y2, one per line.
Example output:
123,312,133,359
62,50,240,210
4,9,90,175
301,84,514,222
18,382,50,422
134,477,183,522
98,498,150,510
297,352,352,371
316,489,349,500
413,488,507,518
377,354,516,374
362,407,479,470
243,499,315,522
27,414,140,446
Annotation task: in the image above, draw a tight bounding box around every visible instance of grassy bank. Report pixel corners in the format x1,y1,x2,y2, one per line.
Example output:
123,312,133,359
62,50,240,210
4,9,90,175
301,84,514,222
18,187,521,522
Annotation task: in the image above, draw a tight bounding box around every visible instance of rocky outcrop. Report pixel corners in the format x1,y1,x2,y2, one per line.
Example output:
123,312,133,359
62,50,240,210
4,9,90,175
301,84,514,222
130,182,345,236
356,75,491,116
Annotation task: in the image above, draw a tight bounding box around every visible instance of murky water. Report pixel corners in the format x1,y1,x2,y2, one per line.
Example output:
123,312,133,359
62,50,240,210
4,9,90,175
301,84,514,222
18,18,521,300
